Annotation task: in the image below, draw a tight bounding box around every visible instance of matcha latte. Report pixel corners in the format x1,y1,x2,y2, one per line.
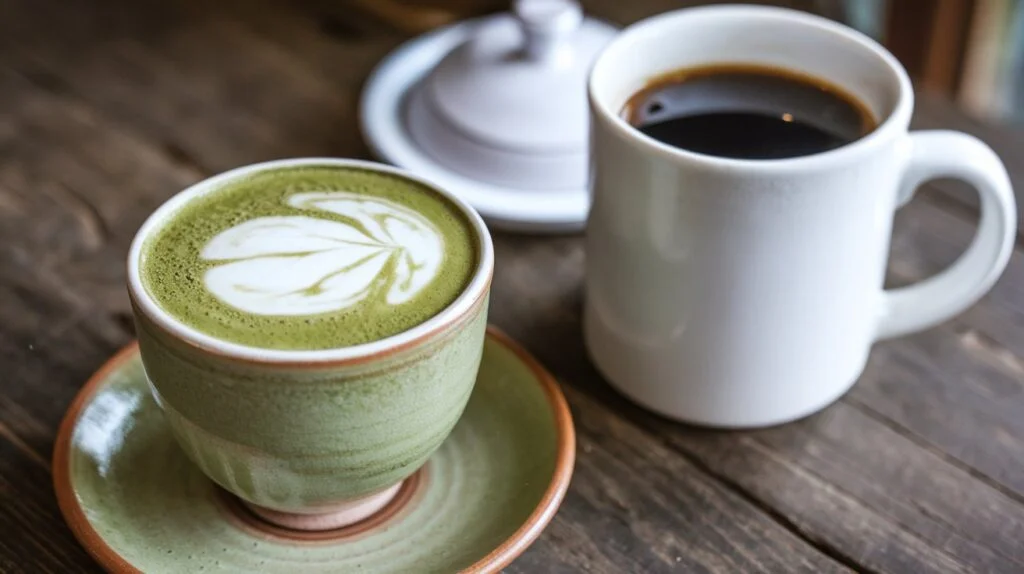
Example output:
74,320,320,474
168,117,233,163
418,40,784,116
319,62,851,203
139,165,478,350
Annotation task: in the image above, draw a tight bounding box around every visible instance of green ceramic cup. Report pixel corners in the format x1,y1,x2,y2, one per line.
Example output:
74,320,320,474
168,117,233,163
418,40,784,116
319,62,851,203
126,158,494,531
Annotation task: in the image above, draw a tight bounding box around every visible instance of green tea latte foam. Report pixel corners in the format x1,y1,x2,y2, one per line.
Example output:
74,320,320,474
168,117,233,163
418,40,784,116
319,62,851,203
140,165,477,350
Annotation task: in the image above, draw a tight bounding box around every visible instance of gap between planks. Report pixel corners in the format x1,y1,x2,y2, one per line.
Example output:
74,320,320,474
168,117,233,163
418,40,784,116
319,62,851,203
614,412,991,574
665,437,878,574
846,396,1024,509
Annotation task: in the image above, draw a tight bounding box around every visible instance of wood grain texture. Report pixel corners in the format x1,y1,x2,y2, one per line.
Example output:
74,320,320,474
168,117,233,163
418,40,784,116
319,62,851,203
0,0,1022,572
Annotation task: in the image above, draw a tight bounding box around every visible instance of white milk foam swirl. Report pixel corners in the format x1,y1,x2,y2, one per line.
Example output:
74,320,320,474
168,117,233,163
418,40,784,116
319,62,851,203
199,191,445,316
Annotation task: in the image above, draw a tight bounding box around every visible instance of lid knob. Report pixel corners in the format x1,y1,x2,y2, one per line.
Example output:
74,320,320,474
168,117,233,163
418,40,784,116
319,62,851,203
514,0,583,63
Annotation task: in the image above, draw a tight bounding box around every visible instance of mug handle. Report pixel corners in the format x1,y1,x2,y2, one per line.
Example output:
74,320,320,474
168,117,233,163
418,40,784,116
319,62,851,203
876,130,1017,340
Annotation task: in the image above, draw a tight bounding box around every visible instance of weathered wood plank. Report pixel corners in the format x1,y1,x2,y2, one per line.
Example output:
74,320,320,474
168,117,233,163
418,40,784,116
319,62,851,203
0,66,192,448
0,438,100,573
760,402,1024,568
508,387,849,573
657,401,1024,573
0,2,361,171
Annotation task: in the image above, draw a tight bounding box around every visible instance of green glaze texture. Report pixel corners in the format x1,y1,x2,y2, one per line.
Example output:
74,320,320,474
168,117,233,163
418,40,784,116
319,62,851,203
67,335,560,573
134,296,488,512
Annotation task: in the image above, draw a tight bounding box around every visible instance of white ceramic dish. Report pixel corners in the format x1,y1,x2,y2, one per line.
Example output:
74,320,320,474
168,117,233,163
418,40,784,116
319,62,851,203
360,15,614,234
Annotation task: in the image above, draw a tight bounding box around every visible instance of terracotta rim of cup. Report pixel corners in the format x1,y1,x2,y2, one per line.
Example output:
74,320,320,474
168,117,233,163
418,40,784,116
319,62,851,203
52,326,576,573
125,157,496,367
587,4,914,173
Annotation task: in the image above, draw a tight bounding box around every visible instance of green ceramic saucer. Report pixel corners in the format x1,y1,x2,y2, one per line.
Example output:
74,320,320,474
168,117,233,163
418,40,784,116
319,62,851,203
54,327,575,574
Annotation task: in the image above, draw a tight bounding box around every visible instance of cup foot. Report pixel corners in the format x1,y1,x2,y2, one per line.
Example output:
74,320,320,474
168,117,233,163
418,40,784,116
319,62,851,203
242,483,404,531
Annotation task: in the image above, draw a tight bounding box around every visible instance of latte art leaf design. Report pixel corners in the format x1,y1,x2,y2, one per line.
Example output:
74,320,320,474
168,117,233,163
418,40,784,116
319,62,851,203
199,191,445,316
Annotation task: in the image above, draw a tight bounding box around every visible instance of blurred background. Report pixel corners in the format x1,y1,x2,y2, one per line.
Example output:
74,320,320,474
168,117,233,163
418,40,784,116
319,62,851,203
353,0,1023,122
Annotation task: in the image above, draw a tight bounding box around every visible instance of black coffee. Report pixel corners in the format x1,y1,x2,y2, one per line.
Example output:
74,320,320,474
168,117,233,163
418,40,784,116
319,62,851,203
623,65,876,159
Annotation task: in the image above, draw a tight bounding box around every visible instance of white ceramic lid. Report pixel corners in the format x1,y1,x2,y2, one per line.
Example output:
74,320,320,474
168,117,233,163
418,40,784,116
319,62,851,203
360,4,618,233
408,0,617,191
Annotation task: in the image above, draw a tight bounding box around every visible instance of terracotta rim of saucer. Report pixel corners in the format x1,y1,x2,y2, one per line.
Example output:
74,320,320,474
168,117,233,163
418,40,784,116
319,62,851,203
52,326,576,574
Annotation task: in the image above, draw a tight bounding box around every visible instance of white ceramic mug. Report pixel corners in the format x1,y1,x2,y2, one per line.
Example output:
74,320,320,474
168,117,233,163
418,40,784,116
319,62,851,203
583,5,1018,428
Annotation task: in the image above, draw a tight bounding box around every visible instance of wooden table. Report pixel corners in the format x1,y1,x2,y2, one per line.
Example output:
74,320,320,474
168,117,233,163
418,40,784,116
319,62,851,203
2,1,1024,572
